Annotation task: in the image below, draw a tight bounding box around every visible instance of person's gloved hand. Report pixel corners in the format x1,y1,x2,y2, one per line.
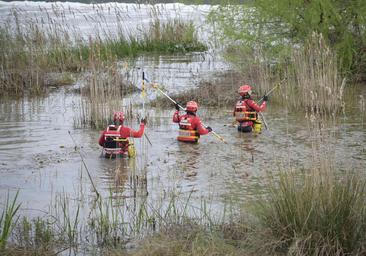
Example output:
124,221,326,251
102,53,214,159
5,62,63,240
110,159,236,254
263,95,269,101
174,103,180,111
141,118,147,125
206,126,213,132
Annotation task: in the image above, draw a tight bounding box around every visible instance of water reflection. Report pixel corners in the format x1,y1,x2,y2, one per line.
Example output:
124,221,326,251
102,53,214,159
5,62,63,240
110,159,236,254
177,141,201,172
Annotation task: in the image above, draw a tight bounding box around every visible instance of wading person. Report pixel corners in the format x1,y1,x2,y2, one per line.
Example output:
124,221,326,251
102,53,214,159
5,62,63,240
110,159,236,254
98,111,146,158
173,101,212,143
233,84,268,133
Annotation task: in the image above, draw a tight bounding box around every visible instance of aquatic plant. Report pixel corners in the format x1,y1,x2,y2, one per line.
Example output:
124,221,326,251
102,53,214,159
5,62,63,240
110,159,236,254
0,191,21,250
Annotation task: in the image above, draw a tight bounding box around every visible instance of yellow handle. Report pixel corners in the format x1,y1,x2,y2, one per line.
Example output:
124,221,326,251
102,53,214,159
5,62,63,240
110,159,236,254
210,130,227,144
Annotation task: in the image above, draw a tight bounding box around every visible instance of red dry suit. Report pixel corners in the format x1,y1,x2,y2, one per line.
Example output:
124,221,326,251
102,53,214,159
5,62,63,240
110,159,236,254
233,98,266,128
173,110,209,142
98,123,145,156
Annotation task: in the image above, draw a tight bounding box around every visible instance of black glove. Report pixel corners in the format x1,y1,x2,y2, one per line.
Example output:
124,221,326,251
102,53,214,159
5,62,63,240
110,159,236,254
141,118,147,125
263,95,269,101
174,103,180,111
206,126,212,132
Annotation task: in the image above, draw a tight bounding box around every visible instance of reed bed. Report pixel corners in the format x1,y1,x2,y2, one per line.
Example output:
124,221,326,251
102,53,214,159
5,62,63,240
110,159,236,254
0,5,207,97
284,33,346,115
198,33,345,114
77,61,137,129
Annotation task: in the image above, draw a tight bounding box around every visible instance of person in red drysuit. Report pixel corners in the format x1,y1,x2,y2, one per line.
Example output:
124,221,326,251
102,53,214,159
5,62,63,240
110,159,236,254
98,111,146,157
172,101,212,143
233,84,268,133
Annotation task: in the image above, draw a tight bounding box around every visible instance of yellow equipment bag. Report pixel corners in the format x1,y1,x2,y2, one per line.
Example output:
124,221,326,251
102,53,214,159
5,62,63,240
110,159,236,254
253,120,262,133
128,143,136,158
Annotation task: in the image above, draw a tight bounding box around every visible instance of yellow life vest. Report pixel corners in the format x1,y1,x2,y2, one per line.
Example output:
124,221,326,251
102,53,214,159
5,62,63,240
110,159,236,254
177,118,199,142
234,101,257,122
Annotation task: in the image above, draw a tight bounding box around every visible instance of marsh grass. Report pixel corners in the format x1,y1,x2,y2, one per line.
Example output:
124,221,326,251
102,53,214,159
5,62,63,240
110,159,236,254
0,6,207,97
250,169,366,256
77,60,138,129
217,33,346,114
284,33,346,115
2,163,366,256
129,220,249,256
0,192,21,250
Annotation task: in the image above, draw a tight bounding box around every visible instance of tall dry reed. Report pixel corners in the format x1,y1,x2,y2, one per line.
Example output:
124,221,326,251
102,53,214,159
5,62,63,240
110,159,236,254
76,39,139,129
284,33,346,115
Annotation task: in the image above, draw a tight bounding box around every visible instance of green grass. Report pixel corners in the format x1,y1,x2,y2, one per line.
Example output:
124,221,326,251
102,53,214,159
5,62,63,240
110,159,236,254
0,191,21,250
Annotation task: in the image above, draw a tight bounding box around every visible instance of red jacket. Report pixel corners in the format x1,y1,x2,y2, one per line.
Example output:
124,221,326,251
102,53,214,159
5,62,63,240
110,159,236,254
173,111,209,142
98,123,145,147
234,98,266,126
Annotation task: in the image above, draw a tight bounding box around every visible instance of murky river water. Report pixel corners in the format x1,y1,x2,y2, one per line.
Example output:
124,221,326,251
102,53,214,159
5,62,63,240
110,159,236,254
0,1,365,226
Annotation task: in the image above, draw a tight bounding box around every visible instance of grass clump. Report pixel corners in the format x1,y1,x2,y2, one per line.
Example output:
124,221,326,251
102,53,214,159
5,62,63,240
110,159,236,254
251,169,366,255
129,221,248,256
0,192,21,250
144,19,207,53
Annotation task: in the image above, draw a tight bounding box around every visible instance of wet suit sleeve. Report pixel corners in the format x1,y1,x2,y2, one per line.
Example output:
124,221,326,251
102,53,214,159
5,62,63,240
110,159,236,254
246,99,266,112
121,124,145,138
194,117,209,135
98,130,106,146
173,110,180,123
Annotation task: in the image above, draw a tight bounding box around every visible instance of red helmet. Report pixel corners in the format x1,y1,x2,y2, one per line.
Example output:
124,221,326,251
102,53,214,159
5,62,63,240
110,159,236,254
113,111,124,123
238,85,252,96
186,101,198,112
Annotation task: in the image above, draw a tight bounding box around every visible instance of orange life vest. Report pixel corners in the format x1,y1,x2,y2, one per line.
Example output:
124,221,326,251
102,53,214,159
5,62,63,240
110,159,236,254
103,125,129,155
177,117,199,143
234,100,257,122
